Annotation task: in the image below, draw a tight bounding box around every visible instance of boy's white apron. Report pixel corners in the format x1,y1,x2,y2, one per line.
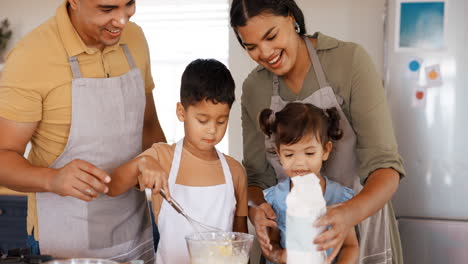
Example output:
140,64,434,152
156,139,236,264
264,37,392,264
36,45,155,263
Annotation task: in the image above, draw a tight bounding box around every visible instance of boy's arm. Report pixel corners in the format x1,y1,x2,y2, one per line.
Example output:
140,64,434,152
107,156,143,196
232,216,248,233
335,227,359,264
108,155,170,198
229,157,249,233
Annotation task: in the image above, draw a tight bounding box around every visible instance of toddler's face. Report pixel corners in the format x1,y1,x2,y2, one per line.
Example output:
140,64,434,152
177,100,230,152
277,135,331,178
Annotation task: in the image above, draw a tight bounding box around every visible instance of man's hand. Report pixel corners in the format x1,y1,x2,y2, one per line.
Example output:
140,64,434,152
249,202,278,253
49,159,111,201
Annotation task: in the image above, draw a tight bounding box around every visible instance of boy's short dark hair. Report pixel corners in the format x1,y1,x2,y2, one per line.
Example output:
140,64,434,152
180,59,235,108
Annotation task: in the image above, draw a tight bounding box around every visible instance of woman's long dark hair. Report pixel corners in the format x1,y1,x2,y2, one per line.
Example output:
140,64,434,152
230,0,306,48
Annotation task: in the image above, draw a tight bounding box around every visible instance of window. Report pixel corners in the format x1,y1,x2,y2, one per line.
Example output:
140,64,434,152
133,0,230,152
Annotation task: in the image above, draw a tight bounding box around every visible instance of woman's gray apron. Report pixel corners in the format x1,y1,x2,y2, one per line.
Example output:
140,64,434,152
36,45,155,264
264,37,392,264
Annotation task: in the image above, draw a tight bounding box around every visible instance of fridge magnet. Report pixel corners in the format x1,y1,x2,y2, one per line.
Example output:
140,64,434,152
412,85,427,108
396,0,446,52
425,64,443,87
407,57,423,80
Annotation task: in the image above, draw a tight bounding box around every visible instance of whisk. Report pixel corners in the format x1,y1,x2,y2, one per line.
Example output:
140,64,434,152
159,189,223,237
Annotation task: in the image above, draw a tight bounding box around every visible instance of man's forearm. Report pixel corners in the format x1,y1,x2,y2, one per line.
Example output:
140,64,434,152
248,186,267,207
142,125,166,150
345,168,400,226
0,150,54,192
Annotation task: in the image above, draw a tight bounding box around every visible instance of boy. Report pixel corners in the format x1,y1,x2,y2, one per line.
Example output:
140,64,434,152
107,59,248,264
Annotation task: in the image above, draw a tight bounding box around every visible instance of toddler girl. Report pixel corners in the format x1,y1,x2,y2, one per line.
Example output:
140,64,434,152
258,102,359,264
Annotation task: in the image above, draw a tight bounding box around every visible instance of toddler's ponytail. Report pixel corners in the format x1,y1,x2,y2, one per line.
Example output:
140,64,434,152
259,108,275,137
325,107,343,141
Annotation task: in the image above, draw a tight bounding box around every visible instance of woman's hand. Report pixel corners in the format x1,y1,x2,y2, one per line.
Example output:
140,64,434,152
137,155,171,200
314,202,355,264
249,202,278,253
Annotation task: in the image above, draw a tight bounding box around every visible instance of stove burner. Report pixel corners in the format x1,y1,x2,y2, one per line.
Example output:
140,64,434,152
0,248,52,264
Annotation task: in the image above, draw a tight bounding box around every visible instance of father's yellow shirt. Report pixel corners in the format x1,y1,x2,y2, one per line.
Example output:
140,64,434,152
0,1,155,239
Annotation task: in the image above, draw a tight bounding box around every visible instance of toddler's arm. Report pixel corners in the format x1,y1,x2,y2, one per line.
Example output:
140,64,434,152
335,227,359,264
107,155,170,199
264,226,287,264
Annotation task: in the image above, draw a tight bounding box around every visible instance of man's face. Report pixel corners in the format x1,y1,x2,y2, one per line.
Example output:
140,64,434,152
68,0,136,50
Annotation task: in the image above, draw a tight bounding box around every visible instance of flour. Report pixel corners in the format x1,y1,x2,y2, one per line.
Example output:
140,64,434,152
286,173,327,264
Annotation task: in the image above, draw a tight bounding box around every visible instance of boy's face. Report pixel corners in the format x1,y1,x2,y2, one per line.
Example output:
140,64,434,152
277,135,332,178
177,100,230,153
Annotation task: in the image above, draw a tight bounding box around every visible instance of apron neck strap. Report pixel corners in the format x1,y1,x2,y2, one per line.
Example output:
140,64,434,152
121,44,137,69
168,139,184,187
272,76,280,96
168,139,232,188
67,44,136,79
68,56,82,79
303,36,330,88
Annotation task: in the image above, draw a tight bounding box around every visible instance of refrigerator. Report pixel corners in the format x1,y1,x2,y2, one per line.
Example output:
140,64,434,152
384,0,468,263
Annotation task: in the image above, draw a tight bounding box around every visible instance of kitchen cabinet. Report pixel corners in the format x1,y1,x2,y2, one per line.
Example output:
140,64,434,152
0,195,28,253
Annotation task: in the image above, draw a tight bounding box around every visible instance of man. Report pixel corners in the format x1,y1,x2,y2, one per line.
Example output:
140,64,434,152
0,0,165,263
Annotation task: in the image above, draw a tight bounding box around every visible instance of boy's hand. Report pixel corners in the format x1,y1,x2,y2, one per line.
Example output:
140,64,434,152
137,155,171,200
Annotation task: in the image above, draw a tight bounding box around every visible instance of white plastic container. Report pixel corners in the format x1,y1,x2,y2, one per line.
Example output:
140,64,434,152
286,173,327,264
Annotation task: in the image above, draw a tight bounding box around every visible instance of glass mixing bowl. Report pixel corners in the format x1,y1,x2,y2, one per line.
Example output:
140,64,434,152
185,231,254,264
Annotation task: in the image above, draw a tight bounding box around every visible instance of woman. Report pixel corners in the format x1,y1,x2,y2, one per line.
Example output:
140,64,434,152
230,0,405,263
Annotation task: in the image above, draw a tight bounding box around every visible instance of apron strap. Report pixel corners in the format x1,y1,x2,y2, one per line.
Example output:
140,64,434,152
272,75,280,96
67,44,136,80
168,139,184,188
68,56,82,79
121,44,137,69
215,148,234,190
169,139,233,189
303,36,330,88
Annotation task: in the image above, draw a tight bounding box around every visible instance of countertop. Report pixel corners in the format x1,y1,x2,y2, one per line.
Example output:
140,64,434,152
0,186,27,196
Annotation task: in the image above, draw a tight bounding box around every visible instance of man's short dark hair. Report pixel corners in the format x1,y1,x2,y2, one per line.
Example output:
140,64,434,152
180,59,235,108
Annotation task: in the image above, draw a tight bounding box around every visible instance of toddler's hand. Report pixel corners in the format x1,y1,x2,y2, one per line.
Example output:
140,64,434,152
137,155,171,200
313,202,354,264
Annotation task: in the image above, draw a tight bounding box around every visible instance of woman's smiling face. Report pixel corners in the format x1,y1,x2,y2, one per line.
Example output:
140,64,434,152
236,13,302,77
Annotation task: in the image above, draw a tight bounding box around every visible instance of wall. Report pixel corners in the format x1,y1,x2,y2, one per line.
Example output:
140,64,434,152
0,0,62,58
228,0,387,161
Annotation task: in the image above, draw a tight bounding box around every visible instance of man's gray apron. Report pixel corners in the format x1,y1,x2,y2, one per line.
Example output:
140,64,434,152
36,45,155,263
264,37,392,264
